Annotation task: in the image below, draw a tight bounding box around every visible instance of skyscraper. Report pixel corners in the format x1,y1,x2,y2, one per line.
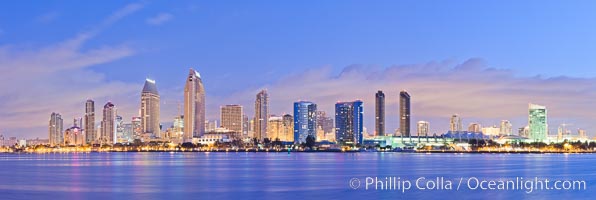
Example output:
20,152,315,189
500,120,512,135
221,105,243,133
315,111,334,134
399,90,411,136
468,123,482,132
101,102,116,144
141,79,160,138
131,117,142,140
528,103,548,142
450,114,462,132
282,114,294,142
417,121,429,137
49,112,63,146
254,89,269,140
242,114,249,137
84,99,95,144
268,116,283,140
293,101,317,144
335,100,363,146
375,90,385,136
184,68,206,140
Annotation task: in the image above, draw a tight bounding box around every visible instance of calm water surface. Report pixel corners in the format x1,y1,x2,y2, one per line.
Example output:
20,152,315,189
0,152,594,200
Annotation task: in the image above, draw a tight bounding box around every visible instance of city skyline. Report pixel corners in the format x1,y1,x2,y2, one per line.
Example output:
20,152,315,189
3,1,596,139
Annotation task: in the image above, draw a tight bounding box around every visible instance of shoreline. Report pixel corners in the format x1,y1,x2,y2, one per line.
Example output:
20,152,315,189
1,149,594,154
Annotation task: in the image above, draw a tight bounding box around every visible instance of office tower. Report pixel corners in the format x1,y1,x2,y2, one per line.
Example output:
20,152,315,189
184,68,206,139
173,115,184,139
399,90,411,136
131,117,142,140
468,123,482,132
282,114,294,142
115,115,125,143
242,114,249,137
268,116,283,140
64,126,84,146
450,114,462,132
579,129,587,139
335,100,364,146
417,121,429,137
500,120,512,135
49,112,63,146
221,105,243,133
528,103,548,142
254,89,269,140
375,90,385,136
315,111,334,134
101,102,116,144
293,101,317,143
141,79,160,138
84,99,95,144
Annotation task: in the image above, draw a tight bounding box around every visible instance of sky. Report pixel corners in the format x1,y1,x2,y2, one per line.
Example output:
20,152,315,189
1,0,596,139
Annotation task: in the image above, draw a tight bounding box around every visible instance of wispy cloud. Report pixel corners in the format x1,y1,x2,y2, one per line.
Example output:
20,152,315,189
146,13,173,26
215,58,596,136
0,3,145,138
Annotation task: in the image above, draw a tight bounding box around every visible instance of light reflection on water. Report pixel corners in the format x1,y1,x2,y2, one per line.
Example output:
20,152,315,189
0,152,594,199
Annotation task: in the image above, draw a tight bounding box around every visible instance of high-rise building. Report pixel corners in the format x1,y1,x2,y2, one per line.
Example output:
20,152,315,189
131,117,142,140
122,122,133,142
84,99,95,144
115,115,125,143
282,114,294,142
49,112,63,146
221,105,243,133
468,123,482,132
254,90,269,140
64,126,85,146
500,120,512,135
294,101,317,143
399,91,411,136
268,116,283,140
172,115,184,139
315,111,334,134
184,68,206,139
375,90,385,136
242,114,249,137
417,121,429,137
101,102,116,144
141,79,160,138
528,103,548,142
335,100,363,146
450,114,462,132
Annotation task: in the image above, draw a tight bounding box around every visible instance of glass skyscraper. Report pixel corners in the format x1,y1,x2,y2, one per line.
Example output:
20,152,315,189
141,79,160,138
335,100,363,146
400,91,411,136
255,90,269,140
293,101,317,144
375,90,385,136
184,68,206,140
528,103,548,142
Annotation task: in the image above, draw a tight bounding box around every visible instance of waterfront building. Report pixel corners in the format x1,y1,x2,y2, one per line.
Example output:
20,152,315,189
84,99,95,144
375,90,385,136
399,91,411,136
528,103,548,142
64,126,85,146
450,114,462,132
49,112,63,146
282,114,294,142
254,89,269,140
131,117,142,140
184,68,206,140
294,101,317,143
205,120,218,132
316,111,334,135
417,121,430,137
115,115,126,143
335,100,364,146
122,122,133,142
500,120,512,135
221,105,243,133
481,126,500,136
101,102,116,144
468,123,482,132
141,79,161,138
242,114,249,137
268,116,283,140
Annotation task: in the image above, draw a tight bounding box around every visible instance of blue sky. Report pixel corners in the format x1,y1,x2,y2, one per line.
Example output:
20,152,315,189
1,1,596,138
